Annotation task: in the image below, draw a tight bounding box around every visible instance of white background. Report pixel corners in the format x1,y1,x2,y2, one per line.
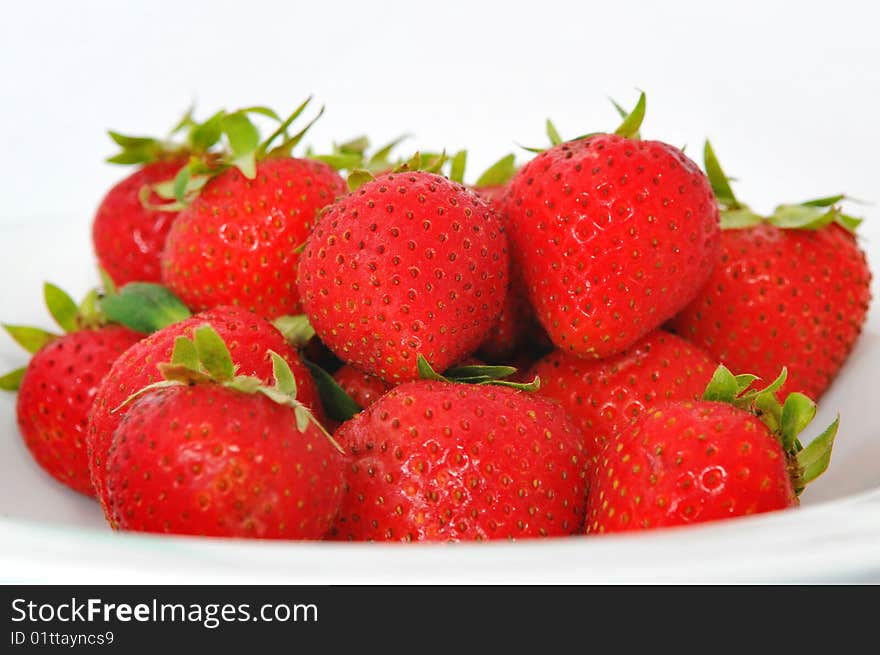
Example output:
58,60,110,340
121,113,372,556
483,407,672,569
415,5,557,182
0,0,878,226
1,0,880,582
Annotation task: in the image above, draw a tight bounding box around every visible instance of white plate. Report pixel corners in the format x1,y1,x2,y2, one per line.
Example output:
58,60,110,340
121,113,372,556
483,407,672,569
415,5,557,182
1,217,879,584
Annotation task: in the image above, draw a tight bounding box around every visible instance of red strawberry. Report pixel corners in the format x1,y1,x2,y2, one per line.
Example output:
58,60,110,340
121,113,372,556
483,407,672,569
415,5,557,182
162,157,346,317
297,170,509,383
332,374,587,541
93,159,186,286
87,305,321,516
669,142,871,399
333,364,391,409
105,326,343,538
586,366,838,533
1,284,142,495
502,94,720,359
531,330,716,461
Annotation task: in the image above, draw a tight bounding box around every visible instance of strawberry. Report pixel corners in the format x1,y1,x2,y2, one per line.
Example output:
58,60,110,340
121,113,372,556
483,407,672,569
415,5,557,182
93,158,187,285
332,359,587,541
333,364,391,409
1,283,143,495
446,151,550,363
531,330,716,461
87,304,321,517
502,94,721,359
162,157,346,317
668,142,872,400
296,168,509,383
105,325,343,538
586,365,838,533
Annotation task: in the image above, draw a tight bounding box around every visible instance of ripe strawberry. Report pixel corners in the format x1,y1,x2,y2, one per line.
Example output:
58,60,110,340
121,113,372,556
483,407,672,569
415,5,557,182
87,304,321,516
332,370,587,541
1,283,142,495
297,170,509,383
105,326,343,538
502,94,720,359
531,330,716,461
333,364,391,409
586,365,838,533
669,142,871,400
93,158,187,285
162,157,346,317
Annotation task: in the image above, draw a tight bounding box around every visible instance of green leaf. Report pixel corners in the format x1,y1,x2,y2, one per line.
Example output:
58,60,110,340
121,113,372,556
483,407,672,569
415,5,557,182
43,282,79,333
417,354,448,382
800,194,846,208
193,324,235,381
294,405,311,433
734,373,759,394
304,360,362,422
613,92,646,139
755,367,788,397
450,150,467,184
107,131,157,149
482,375,541,392
369,135,410,167
2,325,57,354
338,136,370,155
170,336,199,370
720,208,764,230
272,315,315,348
780,392,817,452
169,104,197,136
475,154,516,188
190,110,225,152
0,367,26,391
347,169,375,192
769,204,837,230
258,97,312,156
546,119,563,146
222,112,260,179
701,365,738,402
172,165,192,204
835,212,863,232
222,112,260,158
76,288,103,329
241,106,282,122
445,364,517,381
310,153,364,171
101,283,191,333
796,415,839,490
703,141,739,208
99,267,117,296
266,105,325,159
270,351,297,398
226,375,263,394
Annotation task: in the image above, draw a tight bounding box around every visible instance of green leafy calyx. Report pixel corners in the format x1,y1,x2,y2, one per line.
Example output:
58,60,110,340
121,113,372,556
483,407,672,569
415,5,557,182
416,354,540,391
704,141,862,233
701,365,837,492
114,324,343,453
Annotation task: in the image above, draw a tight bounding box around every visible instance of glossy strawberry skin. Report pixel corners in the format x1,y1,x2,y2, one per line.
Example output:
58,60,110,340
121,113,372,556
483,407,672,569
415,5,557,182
297,172,509,383
162,158,346,318
503,134,720,359
474,184,547,363
87,306,321,515
332,380,587,542
333,364,391,409
93,159,186,286
105,384,343,539
531,330,716,461
15,326,143,496
669,223,871,399
586,400,797,534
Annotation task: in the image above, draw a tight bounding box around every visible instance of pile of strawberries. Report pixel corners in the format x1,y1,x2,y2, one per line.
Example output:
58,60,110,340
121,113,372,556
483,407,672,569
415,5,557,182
1,95,871,541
